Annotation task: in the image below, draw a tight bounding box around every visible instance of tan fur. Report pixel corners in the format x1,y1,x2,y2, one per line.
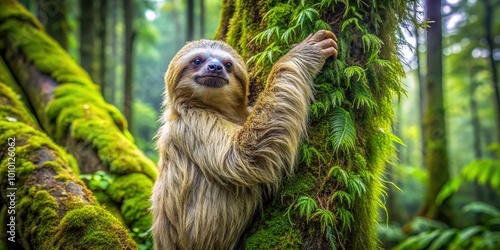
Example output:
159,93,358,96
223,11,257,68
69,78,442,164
152,31,337,249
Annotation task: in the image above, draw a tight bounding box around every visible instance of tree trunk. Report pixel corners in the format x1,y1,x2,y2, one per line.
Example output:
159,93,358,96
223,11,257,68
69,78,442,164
421,0,454,226
109,0,118,105
214,0,234,40
0,1,156,244
186,0,194,41
98,0,107,98
217,1,415,249
199,0,205,38
482,0,500,143
0,56,136,249
124,0,134,132
79,0,96,80
414,2,426,167
37,0,68,50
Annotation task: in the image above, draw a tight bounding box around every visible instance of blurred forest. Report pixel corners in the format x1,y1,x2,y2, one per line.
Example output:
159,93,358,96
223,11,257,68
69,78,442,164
0,0,499,249
20,0,223,163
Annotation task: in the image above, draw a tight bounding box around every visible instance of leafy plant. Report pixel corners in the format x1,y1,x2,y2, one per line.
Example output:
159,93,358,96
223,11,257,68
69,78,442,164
437,157,500,205
394,203,500,250
80,170,114,191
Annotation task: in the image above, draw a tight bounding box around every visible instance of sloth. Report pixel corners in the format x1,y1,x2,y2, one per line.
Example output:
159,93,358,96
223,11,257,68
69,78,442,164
151,30,338,249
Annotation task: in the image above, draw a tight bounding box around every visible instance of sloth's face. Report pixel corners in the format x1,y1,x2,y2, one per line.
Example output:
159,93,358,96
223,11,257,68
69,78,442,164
166,40,250,123
188,50,234,88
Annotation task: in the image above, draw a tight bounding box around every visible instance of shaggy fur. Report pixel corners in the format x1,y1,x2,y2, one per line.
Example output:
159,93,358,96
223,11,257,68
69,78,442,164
151,30,337,249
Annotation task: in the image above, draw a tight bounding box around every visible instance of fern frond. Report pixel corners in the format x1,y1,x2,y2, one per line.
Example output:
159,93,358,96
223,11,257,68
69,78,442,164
329,107,357,153
346,174,366,197
295,7,319,29
351,82,377,111
344,66,367,87
312,208,336,233
330,90,344,107
327,166,349,186
361,33,383,62
336,208,353,231
295,196,318,222
252,26,280,45
331,190,353,207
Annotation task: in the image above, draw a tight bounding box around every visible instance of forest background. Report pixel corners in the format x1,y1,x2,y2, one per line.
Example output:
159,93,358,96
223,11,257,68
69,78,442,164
0,0,499,249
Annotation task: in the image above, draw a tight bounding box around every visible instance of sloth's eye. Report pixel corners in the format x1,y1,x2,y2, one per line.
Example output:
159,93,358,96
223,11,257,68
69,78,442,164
224,62,232,69
193,58,203,66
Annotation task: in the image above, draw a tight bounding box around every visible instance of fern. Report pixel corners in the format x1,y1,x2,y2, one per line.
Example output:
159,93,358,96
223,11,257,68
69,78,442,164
336,208,353,231
346,174,366,197
295,196,318,222
329,107,357,153
344,65,367,87
331,190,353,207
361,33,383,62
312,208,336,233
327,166,349,186
295,7,320,29
351,82,377,111
301,144,324,166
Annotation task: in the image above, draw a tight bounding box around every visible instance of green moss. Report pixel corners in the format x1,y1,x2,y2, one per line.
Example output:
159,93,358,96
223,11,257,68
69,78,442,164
107,174,153,232
245,211,302,250
56,206,137,249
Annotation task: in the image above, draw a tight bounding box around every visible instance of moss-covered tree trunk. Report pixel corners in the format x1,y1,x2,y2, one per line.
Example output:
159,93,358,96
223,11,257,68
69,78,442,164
0,57,136,249
217,0,416,249
0,0,156,245
420,0,453,226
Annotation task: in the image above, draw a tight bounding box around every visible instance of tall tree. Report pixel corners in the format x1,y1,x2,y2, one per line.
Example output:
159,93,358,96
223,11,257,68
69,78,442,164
109,0,118,105
79,0,96,79
37,0,68,50
124,0,134,131
199,0,205,38
186,0,194,41
481,0,500,143
414,1,426,167
216,0,416,249
98,0,107,98
421,0,453,225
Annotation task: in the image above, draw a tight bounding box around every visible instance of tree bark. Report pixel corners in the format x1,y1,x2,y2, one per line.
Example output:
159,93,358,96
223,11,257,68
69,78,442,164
79,0,96,79
98,0,107,98
0,57,136,250
199,0,205,38
124,0,134,132
109,0,118,105
37,0,69,50
0,1,156,243
186,0,194,41
421,0,454,226
482,0,500,143
414,2,426,167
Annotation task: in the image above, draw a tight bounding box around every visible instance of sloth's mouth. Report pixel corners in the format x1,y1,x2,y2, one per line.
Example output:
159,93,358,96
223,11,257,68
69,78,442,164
195,75,229,88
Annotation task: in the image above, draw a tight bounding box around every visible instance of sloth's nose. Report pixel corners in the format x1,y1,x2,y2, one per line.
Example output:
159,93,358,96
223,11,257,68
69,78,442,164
207,62,223,73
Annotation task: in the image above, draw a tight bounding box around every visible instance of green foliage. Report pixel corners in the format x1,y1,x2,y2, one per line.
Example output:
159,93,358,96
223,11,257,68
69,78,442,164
295,196,318,222
329,107,357,153
81,170,114,191
395,203,500,250
437,156,500,205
